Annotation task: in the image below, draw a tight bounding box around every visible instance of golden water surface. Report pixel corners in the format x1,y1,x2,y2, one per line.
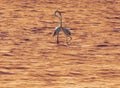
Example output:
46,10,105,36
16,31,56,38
0,0,120,88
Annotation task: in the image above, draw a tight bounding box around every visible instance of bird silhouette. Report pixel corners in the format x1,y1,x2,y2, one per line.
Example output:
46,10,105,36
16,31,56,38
53,10,72,44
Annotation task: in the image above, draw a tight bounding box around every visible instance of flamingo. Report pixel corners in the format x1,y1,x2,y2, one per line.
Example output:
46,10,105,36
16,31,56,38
53,10,72,44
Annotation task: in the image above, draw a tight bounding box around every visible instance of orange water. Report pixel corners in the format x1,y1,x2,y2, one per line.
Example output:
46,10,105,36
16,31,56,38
0,0,120,88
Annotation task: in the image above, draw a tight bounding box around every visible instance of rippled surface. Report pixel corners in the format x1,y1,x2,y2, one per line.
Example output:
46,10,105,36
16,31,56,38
0,0,120,88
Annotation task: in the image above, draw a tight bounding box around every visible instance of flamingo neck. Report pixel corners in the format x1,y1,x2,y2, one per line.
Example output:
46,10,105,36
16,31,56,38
55,11,62,27
59,16,62,27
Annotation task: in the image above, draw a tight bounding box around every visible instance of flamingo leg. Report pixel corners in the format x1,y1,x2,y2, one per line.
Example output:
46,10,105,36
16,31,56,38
57,34,59,44
66,37,68,44
69,36,72,42
66,36,72,44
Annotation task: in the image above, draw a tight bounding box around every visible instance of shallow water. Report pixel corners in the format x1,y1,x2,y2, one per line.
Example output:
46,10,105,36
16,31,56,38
0,0,120,88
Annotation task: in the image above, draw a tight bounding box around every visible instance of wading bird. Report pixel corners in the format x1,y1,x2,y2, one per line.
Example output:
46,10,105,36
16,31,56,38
53,10,72,44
